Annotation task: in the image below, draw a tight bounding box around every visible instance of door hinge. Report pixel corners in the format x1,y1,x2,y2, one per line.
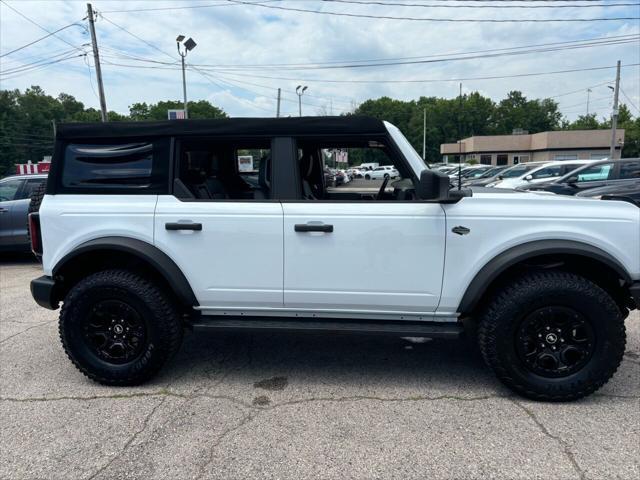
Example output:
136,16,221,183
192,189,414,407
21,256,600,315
452,226,470,236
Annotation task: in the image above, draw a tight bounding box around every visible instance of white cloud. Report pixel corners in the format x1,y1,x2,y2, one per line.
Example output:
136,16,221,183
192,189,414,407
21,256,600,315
1,0,638,121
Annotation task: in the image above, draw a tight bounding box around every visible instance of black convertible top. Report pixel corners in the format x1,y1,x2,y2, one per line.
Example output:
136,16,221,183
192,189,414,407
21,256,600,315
55,116,387,140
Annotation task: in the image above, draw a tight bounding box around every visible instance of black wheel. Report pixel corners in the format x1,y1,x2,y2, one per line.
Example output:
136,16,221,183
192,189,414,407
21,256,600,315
365,174,371,180
477,271,625,401
59,269,183,386
384,173,390,179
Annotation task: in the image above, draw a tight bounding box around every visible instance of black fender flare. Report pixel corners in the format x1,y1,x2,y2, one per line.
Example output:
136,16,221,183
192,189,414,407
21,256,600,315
457,239,631,315
53,236,198,307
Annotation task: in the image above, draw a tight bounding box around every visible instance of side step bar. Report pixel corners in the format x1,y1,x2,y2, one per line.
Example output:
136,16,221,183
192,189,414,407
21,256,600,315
191,317,464,338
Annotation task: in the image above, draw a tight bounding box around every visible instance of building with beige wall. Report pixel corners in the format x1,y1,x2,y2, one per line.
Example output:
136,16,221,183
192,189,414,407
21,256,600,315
440,129,625,165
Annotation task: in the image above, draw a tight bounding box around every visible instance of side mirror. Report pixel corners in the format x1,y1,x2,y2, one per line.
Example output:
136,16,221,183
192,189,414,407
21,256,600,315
497,175,504,180
524,174,533,181
567,175,578,185
416,169,450,201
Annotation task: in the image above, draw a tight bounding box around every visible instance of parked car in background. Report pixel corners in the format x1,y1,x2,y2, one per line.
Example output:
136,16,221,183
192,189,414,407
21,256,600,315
323,167,336,188
463,165,511,186
449,165,494,186
0,173,47,251
483,163,547,188
364,165,400,180
523,158,640,195
490,160,593,189
359,162,379,171
575,179,640,204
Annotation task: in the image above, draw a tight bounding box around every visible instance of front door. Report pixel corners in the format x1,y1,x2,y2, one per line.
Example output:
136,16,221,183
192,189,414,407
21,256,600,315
0,178,24,247
282,202,446,315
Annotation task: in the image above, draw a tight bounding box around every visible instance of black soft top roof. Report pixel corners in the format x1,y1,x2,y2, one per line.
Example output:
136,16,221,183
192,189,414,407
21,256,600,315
56,116,387,140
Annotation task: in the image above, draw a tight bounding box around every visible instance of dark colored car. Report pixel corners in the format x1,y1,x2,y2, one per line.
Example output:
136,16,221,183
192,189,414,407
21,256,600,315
575,179,640,204
0,174,47,250
523,158,640,196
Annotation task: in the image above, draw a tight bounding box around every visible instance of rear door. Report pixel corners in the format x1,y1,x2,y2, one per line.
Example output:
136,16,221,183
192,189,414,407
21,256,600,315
9,177,46,245
154,137,284,311
0,178,24,247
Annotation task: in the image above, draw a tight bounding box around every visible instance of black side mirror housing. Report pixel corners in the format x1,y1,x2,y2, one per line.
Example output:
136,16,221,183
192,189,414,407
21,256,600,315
416,169,451,201
567,175,578,186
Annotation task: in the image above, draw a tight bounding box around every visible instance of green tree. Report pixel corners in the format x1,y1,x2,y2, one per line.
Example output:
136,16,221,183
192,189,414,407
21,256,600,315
129,100,227,120
492,91,561,134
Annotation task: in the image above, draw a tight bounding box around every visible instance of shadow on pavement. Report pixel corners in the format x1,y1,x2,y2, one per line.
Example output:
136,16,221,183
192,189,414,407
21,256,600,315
160,328,494,390
0,252,39,266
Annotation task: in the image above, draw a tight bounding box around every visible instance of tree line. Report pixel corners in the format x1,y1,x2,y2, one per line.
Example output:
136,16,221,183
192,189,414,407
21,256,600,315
0,86,637,176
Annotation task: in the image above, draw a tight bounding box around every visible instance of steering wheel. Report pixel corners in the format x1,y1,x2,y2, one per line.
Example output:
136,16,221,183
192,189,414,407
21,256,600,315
377,175,390,200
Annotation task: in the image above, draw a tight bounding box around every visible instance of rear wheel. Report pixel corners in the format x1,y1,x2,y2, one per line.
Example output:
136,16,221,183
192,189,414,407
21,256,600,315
59,269,183,385
365,174,371,180
478,271,625,401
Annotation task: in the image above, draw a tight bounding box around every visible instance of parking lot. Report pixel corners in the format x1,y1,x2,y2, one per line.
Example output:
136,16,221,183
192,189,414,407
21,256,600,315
1,258,638,480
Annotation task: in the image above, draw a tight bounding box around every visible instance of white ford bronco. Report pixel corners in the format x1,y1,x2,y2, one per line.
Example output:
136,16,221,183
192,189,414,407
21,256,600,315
29,117,639,401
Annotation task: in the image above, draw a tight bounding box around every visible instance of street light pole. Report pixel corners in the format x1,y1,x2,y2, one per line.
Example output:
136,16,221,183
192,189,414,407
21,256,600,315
296,85,308,117
176,35,197,119
609,60,621,159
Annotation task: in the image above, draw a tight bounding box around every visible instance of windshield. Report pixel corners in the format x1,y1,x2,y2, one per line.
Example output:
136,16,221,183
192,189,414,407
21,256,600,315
384,121,427,176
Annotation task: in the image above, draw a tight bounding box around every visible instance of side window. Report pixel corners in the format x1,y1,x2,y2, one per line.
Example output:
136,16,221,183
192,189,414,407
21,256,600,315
576,163,613,182
17,178,46,200
531,165,563,180
619,161,640,179
176,139,271,200
0,179,23,201
61,140,168,193
297,138,407,201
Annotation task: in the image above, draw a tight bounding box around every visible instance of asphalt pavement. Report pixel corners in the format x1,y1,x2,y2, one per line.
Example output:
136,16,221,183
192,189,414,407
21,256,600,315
1,258,638,479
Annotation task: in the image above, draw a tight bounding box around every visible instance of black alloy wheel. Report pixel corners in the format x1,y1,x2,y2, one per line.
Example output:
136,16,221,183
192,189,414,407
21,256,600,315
515,306,595,378
84,299,147,364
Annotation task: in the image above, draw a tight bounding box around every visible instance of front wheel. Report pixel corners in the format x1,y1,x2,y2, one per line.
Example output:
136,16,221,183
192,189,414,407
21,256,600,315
478,271,625,401
365,174,371,180
59,269,183,386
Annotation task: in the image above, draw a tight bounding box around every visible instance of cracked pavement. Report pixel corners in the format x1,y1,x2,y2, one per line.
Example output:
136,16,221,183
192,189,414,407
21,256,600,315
1,258,639,479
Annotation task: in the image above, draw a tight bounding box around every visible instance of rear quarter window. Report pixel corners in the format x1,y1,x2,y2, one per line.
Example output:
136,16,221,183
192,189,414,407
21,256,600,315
59,139,169,194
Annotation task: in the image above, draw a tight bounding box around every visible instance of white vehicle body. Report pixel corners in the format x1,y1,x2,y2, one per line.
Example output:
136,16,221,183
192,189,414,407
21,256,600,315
365,165,400,180
30,116,640,398
36,120,640,322
491,160,595,189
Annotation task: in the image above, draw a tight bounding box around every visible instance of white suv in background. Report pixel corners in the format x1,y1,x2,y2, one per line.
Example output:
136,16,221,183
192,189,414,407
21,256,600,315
365,165,400,180
489,160,594,189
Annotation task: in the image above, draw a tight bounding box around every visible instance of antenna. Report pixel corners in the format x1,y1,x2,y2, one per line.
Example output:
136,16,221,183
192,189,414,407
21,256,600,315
458,82,462,190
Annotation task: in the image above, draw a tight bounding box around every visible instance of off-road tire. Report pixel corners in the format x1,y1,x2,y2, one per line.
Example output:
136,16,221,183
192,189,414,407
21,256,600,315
478,271,625,401
59,269,183,386
28,181,46,214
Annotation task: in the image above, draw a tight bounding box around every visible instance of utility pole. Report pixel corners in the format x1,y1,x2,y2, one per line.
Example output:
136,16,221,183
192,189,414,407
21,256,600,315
609,60,621,159
276,88,281,118
586,88,592,116
86,3,107,122
422,107,426,161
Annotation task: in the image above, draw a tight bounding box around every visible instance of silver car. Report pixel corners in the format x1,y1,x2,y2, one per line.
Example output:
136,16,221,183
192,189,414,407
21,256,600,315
0,174,47,251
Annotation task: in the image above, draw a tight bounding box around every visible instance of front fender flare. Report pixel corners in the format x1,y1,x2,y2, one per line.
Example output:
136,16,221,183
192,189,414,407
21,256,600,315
457,239,631,315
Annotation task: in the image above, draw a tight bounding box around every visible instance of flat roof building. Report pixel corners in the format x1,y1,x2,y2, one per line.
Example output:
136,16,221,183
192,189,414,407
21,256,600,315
440,129,625,165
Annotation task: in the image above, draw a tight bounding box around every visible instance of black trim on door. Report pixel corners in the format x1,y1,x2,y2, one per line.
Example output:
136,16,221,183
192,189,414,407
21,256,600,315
294,224,334,233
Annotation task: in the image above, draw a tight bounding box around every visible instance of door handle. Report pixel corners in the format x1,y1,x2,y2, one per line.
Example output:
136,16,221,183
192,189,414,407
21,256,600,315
294,224,333,233
0,208,7,213
165,222,202,231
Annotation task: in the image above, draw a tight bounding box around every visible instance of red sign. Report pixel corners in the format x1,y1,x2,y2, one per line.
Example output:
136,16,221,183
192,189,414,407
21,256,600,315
15,161,50,175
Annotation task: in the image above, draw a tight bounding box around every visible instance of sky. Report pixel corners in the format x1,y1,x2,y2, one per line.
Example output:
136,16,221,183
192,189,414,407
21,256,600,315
1,0,639,122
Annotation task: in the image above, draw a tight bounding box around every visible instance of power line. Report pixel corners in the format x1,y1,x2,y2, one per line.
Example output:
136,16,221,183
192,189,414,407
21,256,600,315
549,80,613,99
194,37,639,71
226,0,640,22
0,23,84,58
0,48,80,74
0,1,86,53
0,54,85,79
100,0,280,14
321,0,640,8
200,63,640,84
620,86,640,112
